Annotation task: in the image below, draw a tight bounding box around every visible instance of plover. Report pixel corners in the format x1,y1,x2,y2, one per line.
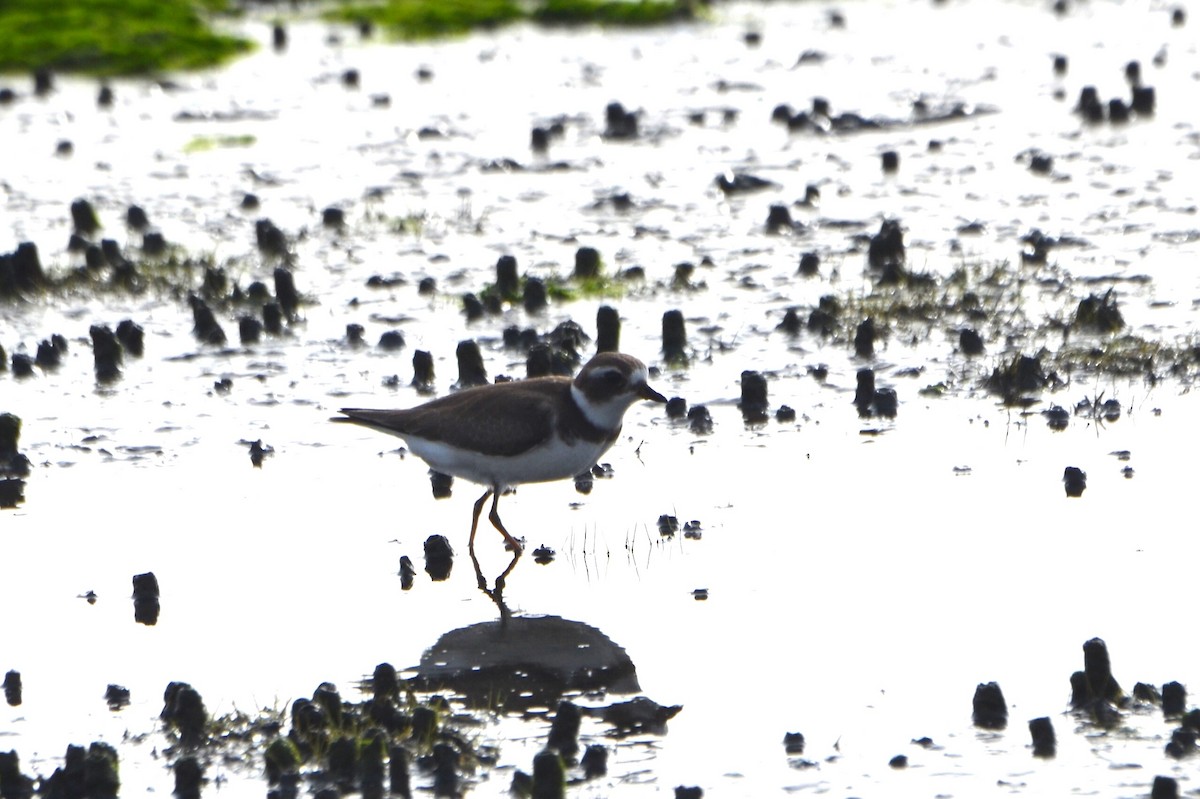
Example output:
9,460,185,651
336,352,667,552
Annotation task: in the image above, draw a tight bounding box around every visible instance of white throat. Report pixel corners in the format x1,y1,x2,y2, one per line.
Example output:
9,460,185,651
571,382,633,432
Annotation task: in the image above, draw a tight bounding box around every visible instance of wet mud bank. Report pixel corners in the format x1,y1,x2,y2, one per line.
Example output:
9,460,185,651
3,0,1200,795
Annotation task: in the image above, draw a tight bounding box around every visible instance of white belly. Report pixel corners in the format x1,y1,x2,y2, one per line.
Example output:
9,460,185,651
406,435,614,489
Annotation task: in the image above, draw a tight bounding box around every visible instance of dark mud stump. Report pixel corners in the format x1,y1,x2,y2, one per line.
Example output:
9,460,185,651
0,750,35,799
83,742,119,799
173,756,204,799
580,745,608,778
495,255,519,299
1162,681,1186,717
972,682,1008,729
1152,776,1179,799
523,277,547,313
738,370,769,423
132,572,160,625
388,744,411,799
1081,637,1122,702
161,682,208,745
411,350,435,392
530,749,565,799
89,325,122,381
547,700,581,758
573,246,601,279
455,341,487,388
1029,717,1056,757
3,670,20,706
661,309,688,364
596,305,620,353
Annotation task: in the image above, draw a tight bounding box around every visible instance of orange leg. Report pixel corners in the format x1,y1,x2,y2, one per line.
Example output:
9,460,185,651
487,490,523,553
469,489,493,548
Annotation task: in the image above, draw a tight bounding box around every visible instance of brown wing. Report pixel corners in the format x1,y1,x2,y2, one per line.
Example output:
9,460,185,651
338,377,569,457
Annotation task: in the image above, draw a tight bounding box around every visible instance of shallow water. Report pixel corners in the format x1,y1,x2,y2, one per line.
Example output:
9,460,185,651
3,0,1199,796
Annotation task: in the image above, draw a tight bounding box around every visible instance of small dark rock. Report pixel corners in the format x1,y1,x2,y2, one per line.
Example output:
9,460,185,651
411,350,435,392
430,470,453,499
765,203,795,233
662,309,688,364
11,353,35,379
189,296,226,345
133,571,160,625
161,682,207,745
255,218,288,256
454,340,487,388
603,101,639,139
239,316,263,345
797,252,820,277
115,319,145,356
687,405,713,435
3,670,21,706
263,302,284,336
580,745,607,779
274,267,300,320
1063,466,1087,497
424,534,453,581
853,318,876,358
1132,85,1156,115
665,396,688,419
90,324,123,381
523,276,548,313
574,246,601,279
71,199,100,235
547,700,582,757
1152,775,1179,799
738,370,769,423
596,305,621,353
249,439,273,468
1076,86,1104,121
1029,716,1056,757
141,226,168,255
104,684,131,710
1162,681,1187,717
972,681,1008,730
321,207,345,228
125,205,150,231
868,219,905,269
378,330,405,351
959,328,985,356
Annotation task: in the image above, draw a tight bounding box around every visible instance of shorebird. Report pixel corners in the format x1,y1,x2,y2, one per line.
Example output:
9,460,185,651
335,352,666,552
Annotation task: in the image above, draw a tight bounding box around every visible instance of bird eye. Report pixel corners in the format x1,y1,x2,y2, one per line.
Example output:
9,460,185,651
601,369,626,388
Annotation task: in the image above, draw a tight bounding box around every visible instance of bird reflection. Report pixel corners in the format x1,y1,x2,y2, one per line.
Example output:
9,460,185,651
469,544,519,624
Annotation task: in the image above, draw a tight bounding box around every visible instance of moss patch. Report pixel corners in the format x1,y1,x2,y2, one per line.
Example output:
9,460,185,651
325,0,524,40
326,0,694,39
0,0,252,76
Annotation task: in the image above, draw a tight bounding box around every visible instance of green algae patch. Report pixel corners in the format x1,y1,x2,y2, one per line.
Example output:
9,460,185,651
326,0,694,39
0,0,252,76
325,0,524,40
184,133,258,153
532,0,695,26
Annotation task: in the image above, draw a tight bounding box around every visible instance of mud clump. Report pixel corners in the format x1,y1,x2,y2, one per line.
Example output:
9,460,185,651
661,309,688,365
132,571,161,625
1063,466,1087,497
454,340,487,388
3,670,21,706
1029,716,1056,757
971,681,1007,730
738,370,769,423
